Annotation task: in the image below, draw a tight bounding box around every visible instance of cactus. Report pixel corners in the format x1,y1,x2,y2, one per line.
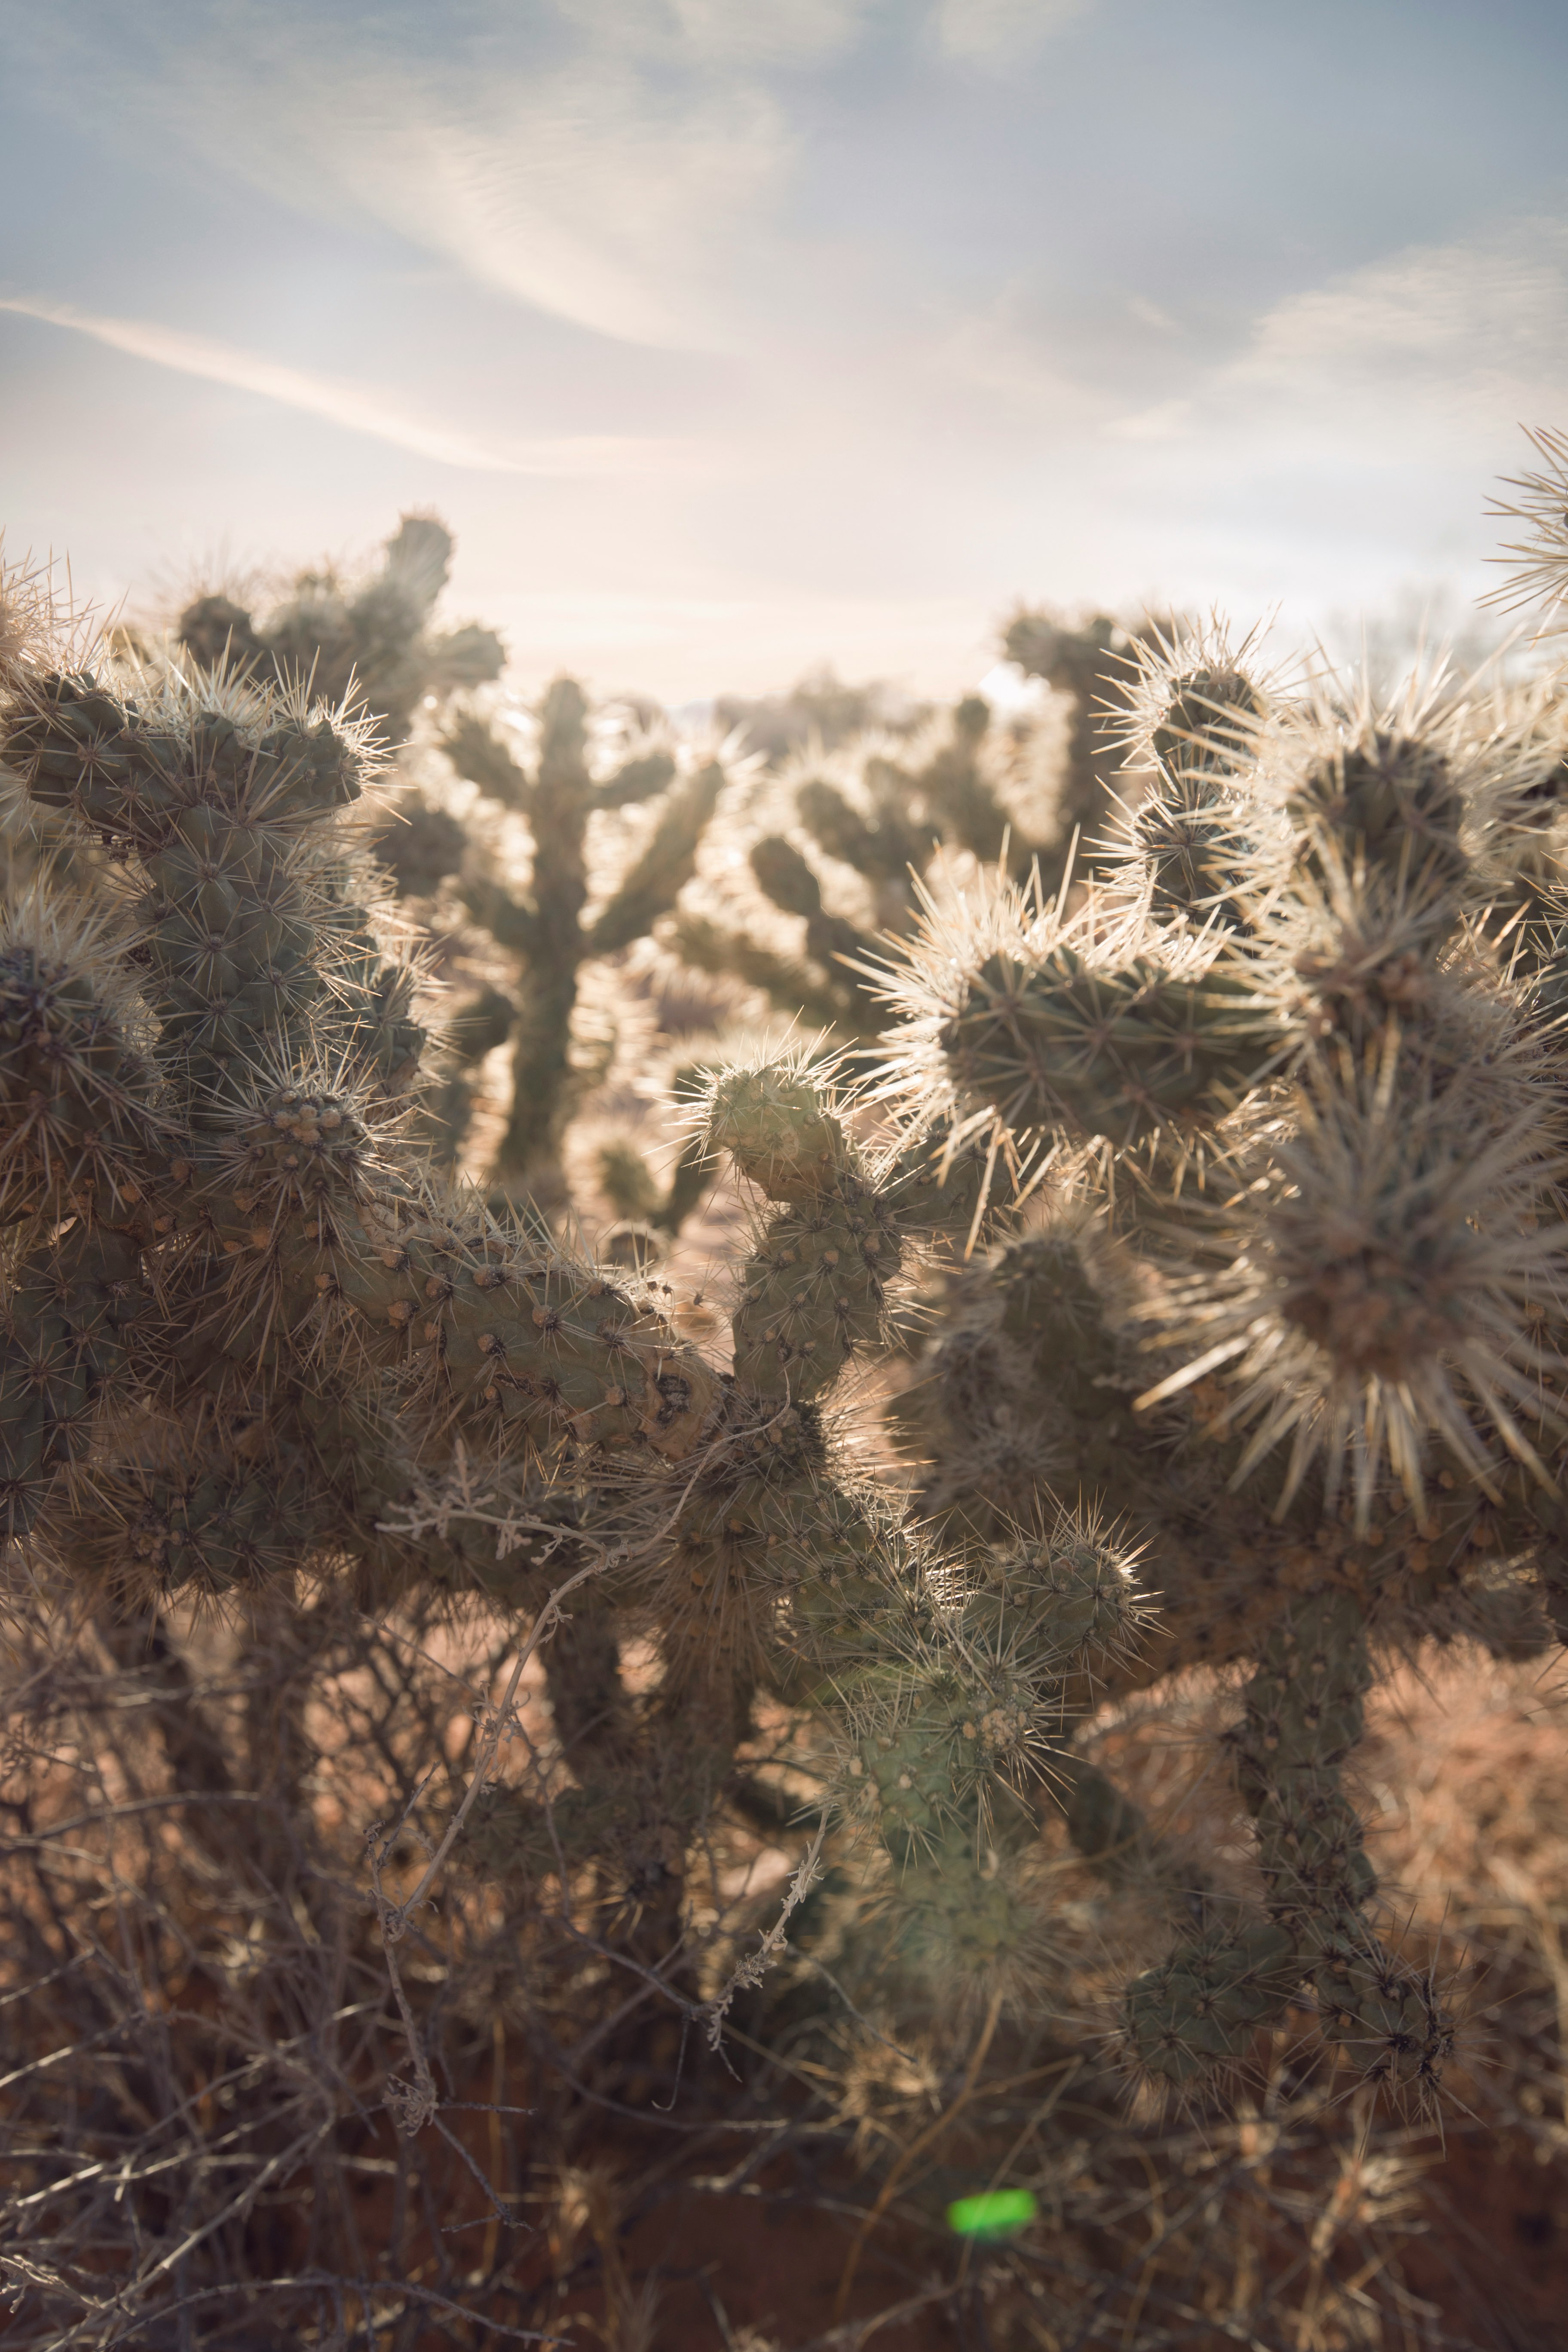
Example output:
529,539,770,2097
714,665,928,766
13,595,1550,2104
1002,605,1173,890
673,692,1060,1040
429,684,726,1195
870,601,1568,2098
177,526,718,1209
0,636,737,1616
8,445,1568,2346
178,512,505,743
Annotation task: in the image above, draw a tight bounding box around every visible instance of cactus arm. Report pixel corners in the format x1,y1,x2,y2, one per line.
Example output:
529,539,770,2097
592,747,677,811
667,909,851,1033
586,760,725,956
442,710,532,812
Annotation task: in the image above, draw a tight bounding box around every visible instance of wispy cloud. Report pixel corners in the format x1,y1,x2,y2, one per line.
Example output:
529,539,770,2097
3,0,1561,684
1109,221,1568,453
8,3,808,351
0,295,696,475
934,0,1099,64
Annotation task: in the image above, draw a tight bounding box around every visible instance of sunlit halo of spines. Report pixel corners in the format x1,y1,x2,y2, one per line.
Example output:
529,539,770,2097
1135,1039,1568,1524
1099,610,1283,786
862,862,1275,1210
1484,423,1568,627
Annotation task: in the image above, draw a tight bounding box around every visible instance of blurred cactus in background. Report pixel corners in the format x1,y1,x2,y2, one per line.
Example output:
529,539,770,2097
178,514,738,1216
178,511,506,741
5,440,1568,2349
674,689,1067,1038
427,683,728,1200
675,614,1171,1047
714,662,929,767
1003,604,1176,890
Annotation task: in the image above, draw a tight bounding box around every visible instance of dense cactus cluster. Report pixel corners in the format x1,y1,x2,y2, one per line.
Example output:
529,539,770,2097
6,446,1568,2347
876,617,1568,2095
177,517,721,1207
0,645,738,1614
673,691,1062,1038
675,613,1170,1049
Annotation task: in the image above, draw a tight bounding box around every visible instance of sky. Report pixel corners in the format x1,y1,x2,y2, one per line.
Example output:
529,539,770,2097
3,0,1567,704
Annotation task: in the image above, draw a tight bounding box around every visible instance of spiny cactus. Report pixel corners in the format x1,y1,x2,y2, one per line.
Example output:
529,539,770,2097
419,683,727,1194
178,512,505,741
1486,424,1568,630
12,441,1568,2322
0,618,1049,2025
174,514,539,1169
0,635,739,1622
673,691,1057,1039
12,598,1555,2116
872,601,1568,2099
1002,604,1173,890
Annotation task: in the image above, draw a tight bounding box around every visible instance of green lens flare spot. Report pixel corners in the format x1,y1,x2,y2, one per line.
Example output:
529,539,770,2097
945,2188,1038,2240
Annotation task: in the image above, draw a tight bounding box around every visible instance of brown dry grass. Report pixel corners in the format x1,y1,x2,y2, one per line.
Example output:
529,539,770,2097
3,1580,1566,2350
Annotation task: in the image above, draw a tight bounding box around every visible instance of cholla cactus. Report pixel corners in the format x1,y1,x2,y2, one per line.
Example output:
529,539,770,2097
433,686,726,1192
178,513,505,741
0,616,1059,2011
674,692,1056,1038
874,610,1568,2099
0,626,738,1613
0,604,1163,2069
714,665,928,765
1002,604,1172,891
12,450,1568,2270
1486,424,1568,631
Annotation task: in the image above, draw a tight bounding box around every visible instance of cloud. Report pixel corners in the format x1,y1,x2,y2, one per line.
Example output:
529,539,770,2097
1110,220,1568,454
8,3,809,352
934,0,1099,64
666,0,871,65
0,295,694,475
1234,223,1568,421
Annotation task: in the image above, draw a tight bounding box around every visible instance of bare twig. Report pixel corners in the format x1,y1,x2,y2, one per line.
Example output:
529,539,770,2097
701,1809,830,2050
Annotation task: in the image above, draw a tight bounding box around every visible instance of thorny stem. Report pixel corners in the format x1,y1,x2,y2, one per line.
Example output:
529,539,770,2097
701,1808,831,2050
368,1406,805,2133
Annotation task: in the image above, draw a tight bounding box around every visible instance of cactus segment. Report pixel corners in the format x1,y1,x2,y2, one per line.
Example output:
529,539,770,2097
938,937,1275,1151
0,900,162,1215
